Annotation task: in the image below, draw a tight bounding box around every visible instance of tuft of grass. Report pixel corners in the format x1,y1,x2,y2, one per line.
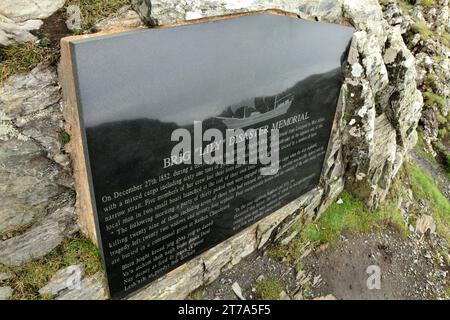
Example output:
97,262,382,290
254,277,284,300
187,290,204,300
66,0,130,31
58,131,71,145
411,21,432,41
397,0,415,12
422,91,446,110
295,262,305,272
0,43,58,83
420,0,436,7
404,162,450,243
439,33,450,47
1,233,102,300
302,192,408,245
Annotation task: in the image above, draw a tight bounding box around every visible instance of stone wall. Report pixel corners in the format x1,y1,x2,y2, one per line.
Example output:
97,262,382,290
0,0,426,299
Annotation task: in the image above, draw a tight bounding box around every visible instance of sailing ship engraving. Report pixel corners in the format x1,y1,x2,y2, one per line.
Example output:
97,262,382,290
217,94,294,129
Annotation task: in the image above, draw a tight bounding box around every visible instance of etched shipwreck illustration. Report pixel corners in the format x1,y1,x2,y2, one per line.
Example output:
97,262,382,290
217,94,293,129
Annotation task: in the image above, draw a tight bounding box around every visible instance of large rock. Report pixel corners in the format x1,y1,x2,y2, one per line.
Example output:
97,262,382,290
0,139,67,233
131,0,156,25
0,0,65,22
0,193,77,266
57,273,107,300
39,265,84,296
141,0,325,25
0,286,13,300
0,14,42,47
0,0,65,46
95,5,144,32
0,64,61,119
0,65,72,234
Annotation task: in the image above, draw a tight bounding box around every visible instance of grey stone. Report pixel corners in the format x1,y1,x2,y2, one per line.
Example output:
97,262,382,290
0,64,71,233
95,5,144,32
231,282,245,300
297,0,345,23
131,0,156,25
0,273,11,282
415,215,436,235
279,290,291,300
0,286,13,300
65,5,82,32
39,265,84,296
0,14,42,46
57,272,107,300
0,138,70,233
15,104,64,155
0,193,76,266
0,0,65,22
0,64,60,119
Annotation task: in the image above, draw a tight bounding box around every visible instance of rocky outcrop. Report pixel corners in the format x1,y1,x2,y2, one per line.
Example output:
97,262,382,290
384,0,450,158
0,65,76,265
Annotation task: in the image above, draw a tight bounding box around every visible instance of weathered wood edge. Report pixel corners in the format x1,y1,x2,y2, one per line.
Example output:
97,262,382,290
59,40,98,244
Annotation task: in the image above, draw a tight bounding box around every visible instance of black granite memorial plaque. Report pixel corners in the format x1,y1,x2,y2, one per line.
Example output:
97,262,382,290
67,12,353,299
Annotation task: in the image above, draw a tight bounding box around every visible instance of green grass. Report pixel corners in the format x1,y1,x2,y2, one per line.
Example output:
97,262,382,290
1,233,102,300
412,21,433,41
58,131,71,145
404,162,450,243
397,0,415,12
268,189,409,264
0,43,58,83
66,0,130,31
419,0,436,7
254,277,284,300
186,290,204,300
423,91,446,110
439,33,450,47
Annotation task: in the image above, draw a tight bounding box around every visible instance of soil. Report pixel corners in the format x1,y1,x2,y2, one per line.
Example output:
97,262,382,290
202,254,297,300
197,227,449,300
36,10,71,46
304,228,448,300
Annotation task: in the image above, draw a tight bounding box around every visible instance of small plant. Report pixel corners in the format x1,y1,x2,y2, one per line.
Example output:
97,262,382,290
187,290,204,300
411,21,432,41
420,0,436,8
254,277,285,300
295,262,305,272
58,131,71,145
397,0,415,12
422,91,445,109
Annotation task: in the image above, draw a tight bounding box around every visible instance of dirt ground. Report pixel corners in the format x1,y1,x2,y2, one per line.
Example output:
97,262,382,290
197,227,449,300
